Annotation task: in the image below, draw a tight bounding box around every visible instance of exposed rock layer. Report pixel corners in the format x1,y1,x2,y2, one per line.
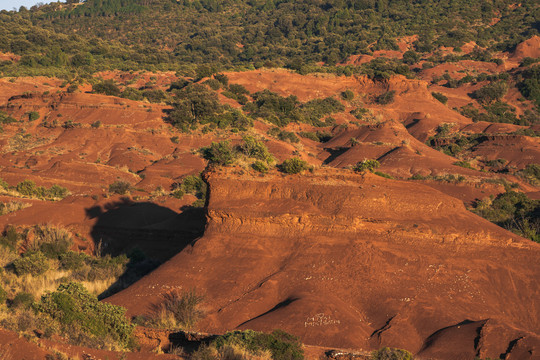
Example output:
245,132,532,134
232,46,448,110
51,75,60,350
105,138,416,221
109,168,540,359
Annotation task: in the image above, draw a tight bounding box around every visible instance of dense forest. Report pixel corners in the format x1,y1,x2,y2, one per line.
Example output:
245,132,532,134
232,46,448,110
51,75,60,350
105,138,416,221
0,0,538,77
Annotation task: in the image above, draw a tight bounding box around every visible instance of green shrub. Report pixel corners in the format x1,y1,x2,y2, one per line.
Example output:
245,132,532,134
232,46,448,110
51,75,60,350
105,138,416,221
59,251,88,271
353,159,380,172
214,74,229,87
0,178,9,190
375,90,396,105
472,81,508,104
298,131,332,142
0,285,7,304
36,282,135,349
30,225,73,259
280,158,309,174
212,329,304,360
268,127,300,143
372,347,414,360
26,111,40,121
13,251,50,276
92,79,121,96
252,161,269,173
11,292,34,309
239,136,273,162
16,180,38,196
472,191,539,242
108,180,131,195
374,171,394,179
47,184,69,199
453,161,474,169
0,227,20,250
203,78,221,90
201,141,237,166
0,111,16,125
520,163,540,185
431,92,448,104
341,89,355,101
229,84,250,96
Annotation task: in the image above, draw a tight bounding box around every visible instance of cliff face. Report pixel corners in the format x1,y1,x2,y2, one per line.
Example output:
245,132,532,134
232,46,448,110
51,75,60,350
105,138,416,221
109,168,540,358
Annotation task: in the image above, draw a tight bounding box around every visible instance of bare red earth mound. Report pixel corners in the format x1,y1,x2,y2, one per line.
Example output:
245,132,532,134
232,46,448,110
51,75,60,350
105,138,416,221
108,167,540,359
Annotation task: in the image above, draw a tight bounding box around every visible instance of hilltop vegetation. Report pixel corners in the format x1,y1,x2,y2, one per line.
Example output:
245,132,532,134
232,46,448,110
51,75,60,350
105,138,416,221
0,0,538,76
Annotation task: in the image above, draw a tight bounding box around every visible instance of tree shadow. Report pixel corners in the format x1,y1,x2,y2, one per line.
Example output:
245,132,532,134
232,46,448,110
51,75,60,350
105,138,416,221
85,197,206,299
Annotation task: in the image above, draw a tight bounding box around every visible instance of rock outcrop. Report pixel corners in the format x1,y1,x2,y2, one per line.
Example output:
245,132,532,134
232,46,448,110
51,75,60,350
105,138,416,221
108,167,540,359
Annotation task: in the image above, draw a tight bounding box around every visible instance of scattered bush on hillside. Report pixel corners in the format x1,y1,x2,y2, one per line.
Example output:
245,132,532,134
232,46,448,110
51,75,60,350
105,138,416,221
372,347,415,360
0,111,17,125
12,180,69,200
252,160,269,173
472,191,540,242
201,141,237,166
341,89,355,101
374,171,394,179
518,164,540,185
245,90,343,127
453,161,474,169
108,180,131,195
26,111,40,121
168,84,251,132
471,81,508,104
203,329,304,360
431,92,448,104
0,226,20,251
0,201,31,215
517,64,540,107
171,174,207,207
280,158,309,174
36,282,135,349
13,251,50,276
375,90,396,105
238,135,273,163
92,79,121,96
0,285,7,304
353,159,380,173
268,127,300,143
298,131,332,143
135,290,203,331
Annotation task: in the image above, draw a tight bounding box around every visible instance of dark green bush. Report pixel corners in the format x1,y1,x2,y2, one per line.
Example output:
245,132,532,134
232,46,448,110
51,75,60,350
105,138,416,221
472,191,539,242
26,111,40,121
92,79,121,96
471,81,508,104
252,161,269,173
239,136,273,162
375,91,396,105
0,285,7,304
280,158,309,174
11,292,35,309
0,111,17,125
353,159,380,172
13,251,50,276
108,180,131,195
341,89,355,101
0,226,20,250
453,161,474,169
201,141,237,166
36,282,135,349
372,347,414,360
268,127,300,143
432,92,448,104
212,329,304,360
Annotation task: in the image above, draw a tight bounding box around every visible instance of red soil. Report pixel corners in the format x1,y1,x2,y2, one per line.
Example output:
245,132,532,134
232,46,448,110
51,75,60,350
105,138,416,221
107,167,540,359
